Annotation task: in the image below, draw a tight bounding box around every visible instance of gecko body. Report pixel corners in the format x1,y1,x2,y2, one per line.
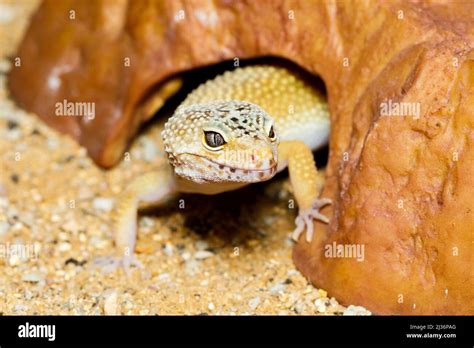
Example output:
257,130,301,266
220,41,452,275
111,65,331,271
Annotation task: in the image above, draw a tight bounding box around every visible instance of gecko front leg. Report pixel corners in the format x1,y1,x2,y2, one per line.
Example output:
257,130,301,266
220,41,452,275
278,140,332,242
97,167,177,273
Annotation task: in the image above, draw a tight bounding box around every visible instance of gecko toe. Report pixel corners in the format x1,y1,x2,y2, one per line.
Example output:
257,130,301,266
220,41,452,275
292,197,332,242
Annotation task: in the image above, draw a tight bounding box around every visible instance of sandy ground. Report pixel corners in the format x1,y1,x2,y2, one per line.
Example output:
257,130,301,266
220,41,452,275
0,0,370,315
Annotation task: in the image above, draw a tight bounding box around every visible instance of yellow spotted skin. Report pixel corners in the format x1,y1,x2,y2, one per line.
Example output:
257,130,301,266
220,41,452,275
107,65,332,273
181,65,330,150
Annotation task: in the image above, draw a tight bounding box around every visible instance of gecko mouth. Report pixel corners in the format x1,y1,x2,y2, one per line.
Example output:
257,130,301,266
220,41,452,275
178,153,278,182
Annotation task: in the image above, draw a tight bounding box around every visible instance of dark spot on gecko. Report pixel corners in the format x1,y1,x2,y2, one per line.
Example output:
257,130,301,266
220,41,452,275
7,120,18,130
219,165,224,170
284,278,293,285
10,174,19,183
231,117,239,122
31,128,41,136
230,168,236,173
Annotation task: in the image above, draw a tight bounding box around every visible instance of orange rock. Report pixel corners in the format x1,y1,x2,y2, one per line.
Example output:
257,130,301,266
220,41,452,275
8,0,474,314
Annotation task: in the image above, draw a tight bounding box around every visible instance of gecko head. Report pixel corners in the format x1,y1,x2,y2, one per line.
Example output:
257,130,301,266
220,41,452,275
162,100,279,184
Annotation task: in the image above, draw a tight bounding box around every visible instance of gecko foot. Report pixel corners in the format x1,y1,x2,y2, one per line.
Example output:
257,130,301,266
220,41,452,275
292,197,332,242
93,254,143,275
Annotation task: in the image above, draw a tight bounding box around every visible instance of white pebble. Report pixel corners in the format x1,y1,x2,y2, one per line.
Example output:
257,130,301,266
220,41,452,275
14,304,28,312
248,297,260,311
46,137,59,149
184,259,199,276
195,240,209,251
139,217,155,228
343,305,372,316
92,197,114,212
58,242,72,252
0,197,8,207
314,298,326,307
9,254,20,266
294,301,305,314
157,273,170,281
194,250,214,260
181,251,191,261
270,283,286,294
163,243,173,256
0,221,9,236
104,290,119,315
317,304,327,313
22,272,43,283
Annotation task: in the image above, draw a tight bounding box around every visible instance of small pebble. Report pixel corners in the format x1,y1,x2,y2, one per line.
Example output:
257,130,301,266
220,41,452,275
195,240,209,251
343,305,371,316
92,197,114,212
208,302,215,311
163,243,174,256
7,120,18,130
9,254,20,266
316,304,327,313
194,250,214,260
317,289,328,298
314,298,326,307
184,259,199,276
139,217,155,228
58,242,72,252
157,273,170,281
270,283,286,294
248,297,260,311
14,304,28,312
22,272,44,283
0,221,9,236
46,137,59,149
0,196,8,207
294,301,305,314
104,290,119,315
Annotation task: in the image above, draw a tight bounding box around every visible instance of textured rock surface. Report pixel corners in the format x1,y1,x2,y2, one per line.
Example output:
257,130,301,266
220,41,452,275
8,0,474,314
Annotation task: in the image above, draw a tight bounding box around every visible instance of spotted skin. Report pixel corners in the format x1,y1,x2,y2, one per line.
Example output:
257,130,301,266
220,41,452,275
108,65,331,272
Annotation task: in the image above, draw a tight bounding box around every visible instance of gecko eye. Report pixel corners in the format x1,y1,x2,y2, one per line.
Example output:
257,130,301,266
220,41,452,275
203,131,226,150
268,125,276,141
